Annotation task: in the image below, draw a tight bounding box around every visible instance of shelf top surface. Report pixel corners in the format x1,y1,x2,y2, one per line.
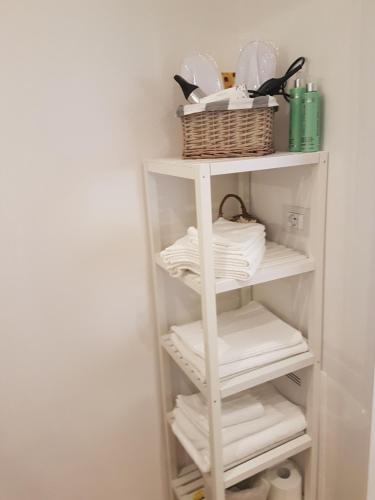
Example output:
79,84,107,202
146,151,328,178
170,423,311,489
171,434,312,492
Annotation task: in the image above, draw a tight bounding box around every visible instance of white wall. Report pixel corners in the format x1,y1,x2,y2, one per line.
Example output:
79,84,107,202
368,375,375,500
1,1,374,500
0,2,236,499
359,2,375,499
0,2,282,500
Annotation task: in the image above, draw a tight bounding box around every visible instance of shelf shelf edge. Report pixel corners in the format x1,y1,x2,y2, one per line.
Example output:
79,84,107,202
167,422,312,492
223,434,312,488
145,151,326,178
155,251,315,295
220,351,316,398
161,336,208,397
162,334,315,399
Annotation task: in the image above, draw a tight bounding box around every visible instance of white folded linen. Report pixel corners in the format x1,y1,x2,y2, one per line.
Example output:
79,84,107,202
171,301,304,365
175,403,283,448
162,234,266,268
187,218,265,252
161,234,265,281
176,391,264,429
174,408,208,450
220,401,306,469
160,218,266,281
171,387,307,473
163,250,265,280
178,241,308,290
170,333,308,380
172,422,304,475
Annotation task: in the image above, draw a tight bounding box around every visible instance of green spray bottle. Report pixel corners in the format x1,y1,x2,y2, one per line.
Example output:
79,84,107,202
302,82,321,152
289,78,306,152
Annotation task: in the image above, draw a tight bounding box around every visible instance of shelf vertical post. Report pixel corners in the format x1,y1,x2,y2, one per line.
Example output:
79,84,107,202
144,168,178,500
304,152,328,500
194,165,225,500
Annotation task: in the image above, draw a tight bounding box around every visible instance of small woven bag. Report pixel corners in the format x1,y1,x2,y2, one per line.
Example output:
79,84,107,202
218,194,257,223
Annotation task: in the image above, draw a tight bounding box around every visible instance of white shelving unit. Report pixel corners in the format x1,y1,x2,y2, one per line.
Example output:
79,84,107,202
144,151,328,500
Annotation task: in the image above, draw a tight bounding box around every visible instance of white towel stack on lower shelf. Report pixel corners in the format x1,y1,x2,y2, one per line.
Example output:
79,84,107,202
169,301,308,380
160,218,266,281
171,383,307,474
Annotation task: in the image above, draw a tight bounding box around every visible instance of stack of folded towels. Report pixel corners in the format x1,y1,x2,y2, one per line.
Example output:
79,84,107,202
171,383,307,473
160,218,266,281
169,301,308,380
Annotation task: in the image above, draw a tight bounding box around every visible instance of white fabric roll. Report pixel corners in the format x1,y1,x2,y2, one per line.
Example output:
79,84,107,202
264,460,302,500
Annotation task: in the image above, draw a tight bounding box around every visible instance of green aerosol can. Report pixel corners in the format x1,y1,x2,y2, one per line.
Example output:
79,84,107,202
289,78,306,152
302,82,321,152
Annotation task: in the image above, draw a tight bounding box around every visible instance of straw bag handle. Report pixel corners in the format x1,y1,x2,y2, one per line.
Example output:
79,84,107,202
218,194,252,220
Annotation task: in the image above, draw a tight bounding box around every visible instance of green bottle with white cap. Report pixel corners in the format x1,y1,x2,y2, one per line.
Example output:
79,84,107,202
302,82,321,152
289,78,306,152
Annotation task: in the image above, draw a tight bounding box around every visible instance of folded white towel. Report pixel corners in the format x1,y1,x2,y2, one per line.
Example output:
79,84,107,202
175,403,283,447
171,387,307,473
220,402,306,469
161,234,265,281
163,250,265,281
173,405,283,450
176,391,264,429
170,332,308,380
160,218,266,281
188,218,265,252
173,408,208,450
171,301,304,365
162,234,266,268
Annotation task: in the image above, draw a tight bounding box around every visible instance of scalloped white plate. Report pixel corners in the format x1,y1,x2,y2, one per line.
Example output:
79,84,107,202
180,53,223,96
236,41,278,91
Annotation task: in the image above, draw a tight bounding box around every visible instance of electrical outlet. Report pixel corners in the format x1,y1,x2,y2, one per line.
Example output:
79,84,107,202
285,206,309,233
288,211,304,230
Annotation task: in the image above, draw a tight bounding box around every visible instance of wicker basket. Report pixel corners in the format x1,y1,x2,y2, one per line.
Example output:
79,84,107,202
181,107,275,159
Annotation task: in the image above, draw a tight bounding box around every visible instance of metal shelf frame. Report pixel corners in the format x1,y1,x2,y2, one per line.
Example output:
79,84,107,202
144,152,328,500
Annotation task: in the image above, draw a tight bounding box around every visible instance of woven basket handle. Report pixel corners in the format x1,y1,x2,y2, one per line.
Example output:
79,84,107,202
218,194,251,219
